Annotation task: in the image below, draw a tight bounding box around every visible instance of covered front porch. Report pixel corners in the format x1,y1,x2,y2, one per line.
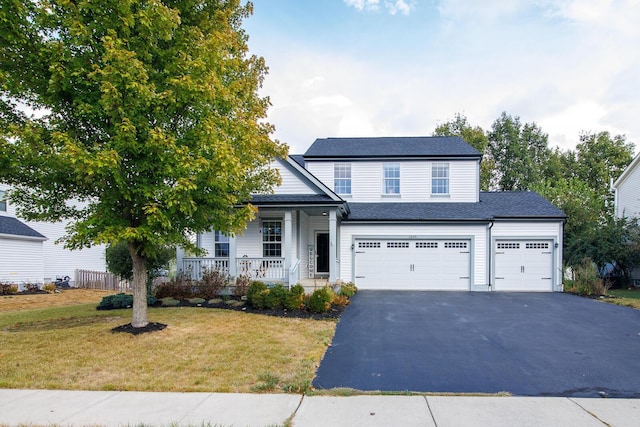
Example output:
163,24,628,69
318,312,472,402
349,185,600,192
177,204,344,286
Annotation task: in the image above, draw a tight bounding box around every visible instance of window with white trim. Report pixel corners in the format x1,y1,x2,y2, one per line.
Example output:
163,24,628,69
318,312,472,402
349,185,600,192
214,230,229,257
383,163,400,195
0,190,6,212
334,163,351,195
262,220,282,257
431,163,449,195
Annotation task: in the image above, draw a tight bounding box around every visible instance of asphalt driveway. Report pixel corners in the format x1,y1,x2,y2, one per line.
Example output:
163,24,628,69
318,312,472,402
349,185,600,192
313,291,640,397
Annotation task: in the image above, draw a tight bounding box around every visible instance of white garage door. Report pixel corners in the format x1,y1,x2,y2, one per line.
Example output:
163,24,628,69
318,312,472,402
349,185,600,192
354,239,471,290
494,240,553,291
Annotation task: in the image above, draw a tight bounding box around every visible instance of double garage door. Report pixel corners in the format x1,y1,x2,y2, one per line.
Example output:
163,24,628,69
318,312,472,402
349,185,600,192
354,238,471,290
353,238,554,291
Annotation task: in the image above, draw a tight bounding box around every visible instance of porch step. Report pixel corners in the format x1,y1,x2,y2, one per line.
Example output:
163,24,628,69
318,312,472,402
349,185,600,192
296,278,330,294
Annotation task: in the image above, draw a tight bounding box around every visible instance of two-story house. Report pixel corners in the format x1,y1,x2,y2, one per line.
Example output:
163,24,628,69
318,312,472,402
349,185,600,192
613,152,640,286
180,136,566,292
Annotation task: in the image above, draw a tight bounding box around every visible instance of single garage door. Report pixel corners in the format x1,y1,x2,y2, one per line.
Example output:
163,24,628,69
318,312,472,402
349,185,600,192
494,240,553,291
354,239,471,290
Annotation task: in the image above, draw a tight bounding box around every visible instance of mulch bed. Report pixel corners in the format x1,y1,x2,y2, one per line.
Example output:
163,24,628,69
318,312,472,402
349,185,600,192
164,298,347,320
112,322,168,335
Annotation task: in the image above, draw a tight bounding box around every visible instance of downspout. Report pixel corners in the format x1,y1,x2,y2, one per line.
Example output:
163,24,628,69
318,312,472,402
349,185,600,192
488,220,494,292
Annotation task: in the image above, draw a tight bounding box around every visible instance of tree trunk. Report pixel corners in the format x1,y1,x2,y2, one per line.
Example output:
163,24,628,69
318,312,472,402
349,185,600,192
128,242,149,328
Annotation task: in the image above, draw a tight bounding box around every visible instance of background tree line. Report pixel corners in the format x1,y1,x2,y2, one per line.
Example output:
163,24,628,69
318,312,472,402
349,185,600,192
434,112,640,286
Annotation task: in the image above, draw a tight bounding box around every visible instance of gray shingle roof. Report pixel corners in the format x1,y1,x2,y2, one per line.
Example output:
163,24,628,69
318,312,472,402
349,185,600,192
344,192,566,221
0,216,47,239
304,136,481,159
289,155,305,168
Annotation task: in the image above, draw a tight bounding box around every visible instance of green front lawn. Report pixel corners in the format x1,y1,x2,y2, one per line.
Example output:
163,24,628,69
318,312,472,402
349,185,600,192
606,288,640,309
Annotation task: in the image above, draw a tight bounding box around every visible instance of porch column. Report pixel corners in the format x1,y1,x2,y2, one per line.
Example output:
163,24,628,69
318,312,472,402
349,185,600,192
176,246,184,274
329,209,337,283
229,234,237,277
284,210,292,284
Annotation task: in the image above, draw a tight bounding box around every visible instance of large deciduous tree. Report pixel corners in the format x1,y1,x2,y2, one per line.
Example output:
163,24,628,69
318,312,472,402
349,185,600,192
487,112,551,191
0,0,287,328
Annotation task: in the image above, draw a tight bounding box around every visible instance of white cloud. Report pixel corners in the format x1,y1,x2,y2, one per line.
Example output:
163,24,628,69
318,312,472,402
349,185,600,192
344,0,415,15
385,0,414,15
343,0,380,12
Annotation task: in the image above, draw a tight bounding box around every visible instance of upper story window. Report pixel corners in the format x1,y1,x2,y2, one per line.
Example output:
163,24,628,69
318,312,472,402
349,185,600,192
214,230,229,257
431,163,449,195
334,163,351,195
383,163,400,195
262,220,282,257
0,190,6,212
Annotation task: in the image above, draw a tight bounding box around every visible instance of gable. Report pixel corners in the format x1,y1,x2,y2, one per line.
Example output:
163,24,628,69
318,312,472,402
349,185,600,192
614,153,640,218
270,157,327,195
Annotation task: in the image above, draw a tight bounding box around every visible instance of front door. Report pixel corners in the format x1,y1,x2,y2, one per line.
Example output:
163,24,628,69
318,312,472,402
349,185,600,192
316,232,329,275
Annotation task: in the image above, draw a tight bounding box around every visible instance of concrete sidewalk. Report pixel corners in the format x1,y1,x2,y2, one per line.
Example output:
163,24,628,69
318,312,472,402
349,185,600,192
0,389,639,427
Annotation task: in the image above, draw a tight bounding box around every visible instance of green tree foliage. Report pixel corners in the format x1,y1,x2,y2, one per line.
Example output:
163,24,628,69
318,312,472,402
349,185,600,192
565,217,640,286
0,0,287,328
573,131,635,217
487,112,551,191
433,113,494,190
106,240,174,282
533,178,601,264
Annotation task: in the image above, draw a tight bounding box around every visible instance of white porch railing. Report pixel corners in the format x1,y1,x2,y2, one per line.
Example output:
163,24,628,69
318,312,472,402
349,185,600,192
182,257,285,281
183,258,229,280
236,258,284,280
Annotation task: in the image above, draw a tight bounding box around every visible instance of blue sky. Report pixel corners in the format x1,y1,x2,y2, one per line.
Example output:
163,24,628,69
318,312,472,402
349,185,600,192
244,0,640,155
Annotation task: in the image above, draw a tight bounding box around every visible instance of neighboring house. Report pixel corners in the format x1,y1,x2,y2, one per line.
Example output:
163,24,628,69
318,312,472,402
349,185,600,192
0,185,107,285
613,152,640,286
180,136,566,292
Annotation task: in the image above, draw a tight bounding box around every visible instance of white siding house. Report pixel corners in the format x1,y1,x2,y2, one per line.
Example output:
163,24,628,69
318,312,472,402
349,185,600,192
613,152,640,285
183,136,566,292
0,184,107,285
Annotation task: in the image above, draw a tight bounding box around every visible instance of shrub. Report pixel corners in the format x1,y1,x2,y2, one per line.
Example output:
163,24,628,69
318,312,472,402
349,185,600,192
339,282,357,298
262,284,287,309
154,276,194,299
308,287,333,313
573,258,612,296
284,284,305,311
233,274,251,297
97,293,158,310
247,281,268,308
0,283,18,295
23,282,40,293
331,294,350,307
43,283,56,293
196,269,228,299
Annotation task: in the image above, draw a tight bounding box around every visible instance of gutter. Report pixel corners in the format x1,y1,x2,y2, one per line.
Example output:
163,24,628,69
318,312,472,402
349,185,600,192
488,220,494,292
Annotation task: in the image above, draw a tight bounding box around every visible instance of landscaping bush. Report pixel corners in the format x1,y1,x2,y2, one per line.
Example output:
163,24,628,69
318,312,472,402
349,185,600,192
308,287,333,313
284,284,305,310
196,269,228,299
247,281,268,308
97,293,158,310
339,282,357,298
263,284,287,309
154,276,195,299
43,283,56,293
233,274,251,297
0,283,18,295
331,294,350,307
573,258,612,296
